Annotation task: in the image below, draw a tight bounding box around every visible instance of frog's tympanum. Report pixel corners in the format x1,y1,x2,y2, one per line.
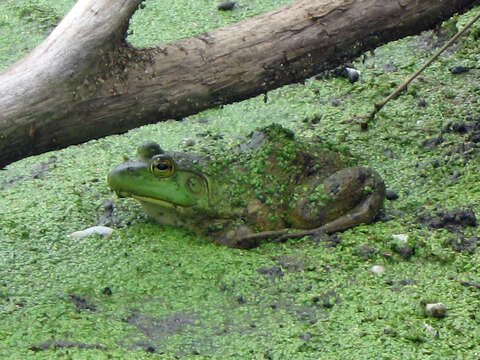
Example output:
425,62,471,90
108,124,386,249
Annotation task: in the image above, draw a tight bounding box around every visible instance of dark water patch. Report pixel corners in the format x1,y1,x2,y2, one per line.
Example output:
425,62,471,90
69,294,97,313
257,266,284,281
29,340,106,352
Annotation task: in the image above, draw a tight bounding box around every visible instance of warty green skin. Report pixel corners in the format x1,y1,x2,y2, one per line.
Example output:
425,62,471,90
108,124,386,248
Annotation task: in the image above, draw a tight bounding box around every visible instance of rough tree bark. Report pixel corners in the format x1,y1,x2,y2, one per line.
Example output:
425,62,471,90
0,0,477,167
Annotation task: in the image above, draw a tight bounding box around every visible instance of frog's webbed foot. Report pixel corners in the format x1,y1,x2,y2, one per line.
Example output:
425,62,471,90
214,225,258,249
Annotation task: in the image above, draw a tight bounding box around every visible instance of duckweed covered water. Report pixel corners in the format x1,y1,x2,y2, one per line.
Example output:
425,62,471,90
1,1,480,358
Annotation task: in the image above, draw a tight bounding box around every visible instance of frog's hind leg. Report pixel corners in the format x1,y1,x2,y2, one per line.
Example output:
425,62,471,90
217,167,386,248
317,166,386,233
270,167,386,243
318,186,384,233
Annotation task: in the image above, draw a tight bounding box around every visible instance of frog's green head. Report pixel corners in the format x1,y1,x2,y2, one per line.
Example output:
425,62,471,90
107,142,211,212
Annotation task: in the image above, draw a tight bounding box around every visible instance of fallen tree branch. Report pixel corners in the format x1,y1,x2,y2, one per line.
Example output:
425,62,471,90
0,0,478,167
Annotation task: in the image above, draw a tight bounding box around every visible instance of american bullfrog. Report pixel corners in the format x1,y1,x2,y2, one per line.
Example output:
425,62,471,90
108,124,386,249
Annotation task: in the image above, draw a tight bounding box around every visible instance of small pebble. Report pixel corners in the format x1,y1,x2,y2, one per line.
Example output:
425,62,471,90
383,148,396,159
68,226,113,239
424,322,437,336
345,67,360,83
218,1,235,10
102,287,113,296
181,138,196,147
329,97,340,107
381,64,398,72
425,303,447,318
299,333,312,341
385,190,399,200
392,234,408,243
370,265,385,275
449,66,469,74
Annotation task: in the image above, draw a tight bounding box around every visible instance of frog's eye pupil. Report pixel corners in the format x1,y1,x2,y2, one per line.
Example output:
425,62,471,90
156,163,169,171
151,155,174,177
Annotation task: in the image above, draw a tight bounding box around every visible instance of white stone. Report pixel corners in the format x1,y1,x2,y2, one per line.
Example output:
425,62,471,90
68,226,113,239
425,303,447,318
370,265,385,275
392,234,408,242
424,322,437,336
181,138,195,147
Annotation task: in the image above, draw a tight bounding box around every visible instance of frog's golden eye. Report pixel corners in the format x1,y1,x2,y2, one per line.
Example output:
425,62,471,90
151,155,174,177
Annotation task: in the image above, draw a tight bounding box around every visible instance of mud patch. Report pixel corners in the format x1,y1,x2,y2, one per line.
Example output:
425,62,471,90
295,306,320,324
391,241,415,260
418,117,480,178
443,119,480,135
29,340,106,352
257,266,284,281
70,294,97,313
417,208,477,231
410,29,457,55
1,156,57,188
386,279,417,292
97,199,122,227
125,311,197,341
448,235,478,253
122,311,203,355
274,255,307,272
312,289,341,309
312,232,342,248
354,244,378,259
442,118,480,161
460,280,480,289
421,136,444,150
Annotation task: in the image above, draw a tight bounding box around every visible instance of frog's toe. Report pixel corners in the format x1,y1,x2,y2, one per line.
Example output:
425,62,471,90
215,225,257,249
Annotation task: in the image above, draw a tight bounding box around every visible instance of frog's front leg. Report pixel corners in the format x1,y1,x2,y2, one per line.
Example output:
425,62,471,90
290,167,386,231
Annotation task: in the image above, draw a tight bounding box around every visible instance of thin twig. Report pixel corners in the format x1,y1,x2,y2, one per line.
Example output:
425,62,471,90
357,10,480,130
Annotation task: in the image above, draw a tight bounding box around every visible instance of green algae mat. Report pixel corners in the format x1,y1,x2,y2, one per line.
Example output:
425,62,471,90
1,1,480,358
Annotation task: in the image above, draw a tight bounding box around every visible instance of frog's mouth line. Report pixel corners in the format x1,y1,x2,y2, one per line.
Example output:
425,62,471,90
130,194,191,209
